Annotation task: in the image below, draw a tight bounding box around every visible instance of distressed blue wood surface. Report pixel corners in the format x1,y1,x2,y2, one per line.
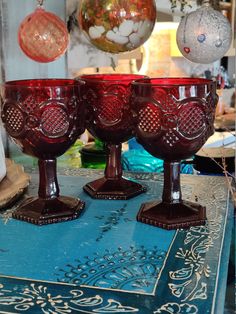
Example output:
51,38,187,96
0,169,234,313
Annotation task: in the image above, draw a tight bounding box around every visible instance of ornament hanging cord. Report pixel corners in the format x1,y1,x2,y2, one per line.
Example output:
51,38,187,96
202,0,210,5
197,0,220,10
37,0,44,7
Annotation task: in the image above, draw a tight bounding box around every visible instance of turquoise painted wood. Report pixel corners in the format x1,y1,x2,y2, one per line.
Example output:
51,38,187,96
0,169,234,313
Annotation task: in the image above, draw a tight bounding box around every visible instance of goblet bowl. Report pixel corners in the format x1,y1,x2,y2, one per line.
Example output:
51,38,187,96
1,79,85,225
131,77,218,229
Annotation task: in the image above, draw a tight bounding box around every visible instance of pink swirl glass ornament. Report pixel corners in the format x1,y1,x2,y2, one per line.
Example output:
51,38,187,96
18,7,69,63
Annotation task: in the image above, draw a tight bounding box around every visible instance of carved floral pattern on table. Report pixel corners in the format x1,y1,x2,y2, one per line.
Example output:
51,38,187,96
0,283,138,313
154,180,229,313
57,245,166,293
0,171,232,313
94,204,132,242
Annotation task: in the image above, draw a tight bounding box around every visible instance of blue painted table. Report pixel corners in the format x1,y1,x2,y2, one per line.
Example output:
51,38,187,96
0,168,234,313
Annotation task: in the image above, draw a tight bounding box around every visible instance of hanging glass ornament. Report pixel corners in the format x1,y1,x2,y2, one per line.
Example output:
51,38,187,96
18,0,69,63
78,0,157,54
176,1,232,64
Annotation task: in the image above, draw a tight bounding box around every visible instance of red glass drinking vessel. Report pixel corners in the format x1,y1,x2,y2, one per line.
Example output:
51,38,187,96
131,78,218,229
1,79,85,225
79,74,147,199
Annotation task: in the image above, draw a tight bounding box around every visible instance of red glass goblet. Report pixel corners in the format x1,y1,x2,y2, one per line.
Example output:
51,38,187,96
79,74,147,200
131,78,218,229
1,79,85,225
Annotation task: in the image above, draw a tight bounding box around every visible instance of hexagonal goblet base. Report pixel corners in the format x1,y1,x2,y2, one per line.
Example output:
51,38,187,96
84,177,146,200
83,143,146,200
12,196,85,225
136,161,207,229
137,200,206,230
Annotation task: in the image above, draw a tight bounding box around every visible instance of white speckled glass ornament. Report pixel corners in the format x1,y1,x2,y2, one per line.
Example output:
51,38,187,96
78,0,156,54
176,2,232,64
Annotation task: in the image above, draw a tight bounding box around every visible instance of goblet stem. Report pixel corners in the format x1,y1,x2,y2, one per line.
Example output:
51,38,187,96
104,143,122,180
162,161,182,204
38,159,59,199
137,160,206,229
12,157,85,225
83,142,146,199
